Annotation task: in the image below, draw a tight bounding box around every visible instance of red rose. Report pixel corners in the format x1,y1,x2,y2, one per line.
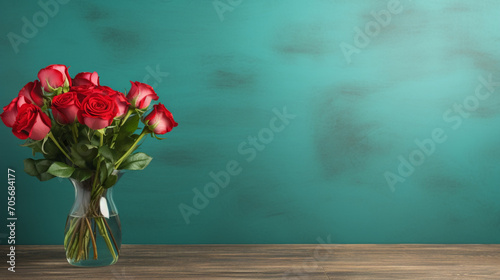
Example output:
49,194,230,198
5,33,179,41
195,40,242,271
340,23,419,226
143,103,178,134
12,103,51,140
71,85,95,107
89,86,122,99
73,86,129,118
72,85,110,104
52,92,79,124
0,95,30,127
77,93,118,130
93,86,130,117
18,80,44,107
73,72,100,86
126,81,158,109
38,64,72,93
98,87,129,117
94,86,115,95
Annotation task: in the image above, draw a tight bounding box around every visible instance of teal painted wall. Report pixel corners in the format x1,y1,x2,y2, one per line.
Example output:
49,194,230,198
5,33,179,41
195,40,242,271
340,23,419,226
1,0,500,245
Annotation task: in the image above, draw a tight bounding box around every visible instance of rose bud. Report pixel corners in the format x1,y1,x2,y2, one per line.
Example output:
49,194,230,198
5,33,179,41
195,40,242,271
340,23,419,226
18,80,44,107
51,92,79,124
38,64,72,93
73,72,100,86
77,93,118,130
143,103,178,134
12,103,52,140
0,95,31,127
126,81,158,109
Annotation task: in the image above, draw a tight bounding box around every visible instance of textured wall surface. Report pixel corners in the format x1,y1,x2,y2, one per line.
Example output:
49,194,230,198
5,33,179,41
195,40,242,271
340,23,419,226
0,0,499,244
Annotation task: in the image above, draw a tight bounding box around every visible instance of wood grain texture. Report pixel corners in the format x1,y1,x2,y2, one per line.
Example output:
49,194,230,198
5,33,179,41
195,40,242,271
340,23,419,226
2,244,500,279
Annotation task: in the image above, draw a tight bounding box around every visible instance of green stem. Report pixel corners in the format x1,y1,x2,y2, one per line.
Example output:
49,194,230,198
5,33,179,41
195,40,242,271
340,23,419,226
109,138,117,149
110,126,120,149
92,132,105,192
85,218,98,260
77,217,85,260
64,218,77,248
92,160,101,195
48,132,74,164
115,127,149,169
109,109,133,149
120,109,133,127
91,186,104,201
96,217,117,260
65,218,80,260
103,218,120,254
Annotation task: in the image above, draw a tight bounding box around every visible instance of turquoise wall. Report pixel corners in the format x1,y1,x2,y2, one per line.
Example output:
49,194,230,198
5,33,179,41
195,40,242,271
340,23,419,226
1,0,500,245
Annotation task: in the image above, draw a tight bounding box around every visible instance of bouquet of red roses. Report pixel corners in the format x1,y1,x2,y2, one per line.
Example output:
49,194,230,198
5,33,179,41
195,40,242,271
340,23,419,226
0,64,177,266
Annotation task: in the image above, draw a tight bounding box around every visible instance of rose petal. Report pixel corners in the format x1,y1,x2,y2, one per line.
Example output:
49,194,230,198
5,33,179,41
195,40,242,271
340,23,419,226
29,114,51,140
72,78,95,87
0,98,19,128
38,69,64,92
83,117,111,130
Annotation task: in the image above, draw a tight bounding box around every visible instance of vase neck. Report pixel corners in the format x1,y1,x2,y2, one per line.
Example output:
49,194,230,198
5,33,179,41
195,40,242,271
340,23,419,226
69,178,118,218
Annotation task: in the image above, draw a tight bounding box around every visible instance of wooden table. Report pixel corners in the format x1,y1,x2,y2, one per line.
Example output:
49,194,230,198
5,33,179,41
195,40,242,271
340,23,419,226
2,245,500,279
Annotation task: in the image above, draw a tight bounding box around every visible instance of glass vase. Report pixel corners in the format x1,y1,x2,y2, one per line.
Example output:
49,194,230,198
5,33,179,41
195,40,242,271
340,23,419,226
64,172,122,267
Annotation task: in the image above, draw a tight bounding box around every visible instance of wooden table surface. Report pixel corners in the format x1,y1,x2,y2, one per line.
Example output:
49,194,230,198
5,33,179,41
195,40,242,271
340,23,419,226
2,244,500,279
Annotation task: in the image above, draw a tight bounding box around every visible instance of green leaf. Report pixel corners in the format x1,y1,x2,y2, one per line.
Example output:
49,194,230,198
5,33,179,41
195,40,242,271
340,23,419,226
70,140,98,168
102,174,118,189
105,161,114,176
118,152,152,170
78,126,91,140
98,159,115,182
24,159,55,181
85,144,98,150
72,169,93,182
47,162,75,178
120,114,140,137
115,134,140,156
36,160,55,181
39,173,55,181
99,145,116,163
90,134,100,146
44,137,61,160
70,146,88,168
99,160,108,184
35,160,53,174
24,159,38,176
